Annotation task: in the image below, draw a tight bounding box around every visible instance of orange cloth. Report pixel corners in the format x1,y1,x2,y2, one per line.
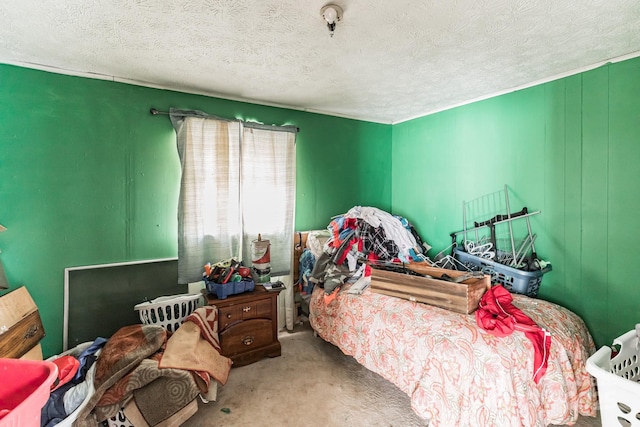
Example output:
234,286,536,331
324,288,339,304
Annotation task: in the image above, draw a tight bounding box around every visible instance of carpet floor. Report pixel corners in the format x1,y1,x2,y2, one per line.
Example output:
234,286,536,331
181,323,600,427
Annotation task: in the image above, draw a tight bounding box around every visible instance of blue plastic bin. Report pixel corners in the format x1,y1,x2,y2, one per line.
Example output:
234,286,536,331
205,278,255,299
453,247,551,297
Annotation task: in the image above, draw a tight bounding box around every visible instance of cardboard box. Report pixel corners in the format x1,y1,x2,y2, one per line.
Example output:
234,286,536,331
0,286,45,359
369,264,490,314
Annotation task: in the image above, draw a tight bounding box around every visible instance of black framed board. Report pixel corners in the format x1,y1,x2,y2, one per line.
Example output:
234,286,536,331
63,258,183,350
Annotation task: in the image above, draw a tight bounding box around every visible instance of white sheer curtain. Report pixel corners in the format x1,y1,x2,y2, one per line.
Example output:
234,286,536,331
240,126,296,275
171,109,297,330
172,112,242,281
241,125,296,330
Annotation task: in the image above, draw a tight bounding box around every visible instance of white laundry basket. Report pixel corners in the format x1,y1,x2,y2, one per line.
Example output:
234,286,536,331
134,293,201,332
586,329,640,427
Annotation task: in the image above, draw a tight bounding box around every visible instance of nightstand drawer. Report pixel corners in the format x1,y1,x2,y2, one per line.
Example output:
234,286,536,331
207,287,281,366
218,298,272,330
220,318,274,356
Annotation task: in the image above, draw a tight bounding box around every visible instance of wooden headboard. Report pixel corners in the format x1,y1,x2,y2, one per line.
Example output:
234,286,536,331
293,231,309,283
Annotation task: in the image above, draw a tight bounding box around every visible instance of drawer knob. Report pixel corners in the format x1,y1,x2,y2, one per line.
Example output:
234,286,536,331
24,325,39,339
242,306,251,313
242,336,254,346
226,313,232,319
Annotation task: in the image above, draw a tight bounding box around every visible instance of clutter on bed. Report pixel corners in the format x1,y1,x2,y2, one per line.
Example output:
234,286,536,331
586,325,640,427
475,284,551,384
293,230,330,319
302,206,430,300
453,247,549,297
300,202,597,426
368,263,490,314
295,230,329,295
448,185,552,297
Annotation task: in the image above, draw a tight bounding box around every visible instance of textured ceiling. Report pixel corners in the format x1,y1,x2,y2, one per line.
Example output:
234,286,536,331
1,0,639,124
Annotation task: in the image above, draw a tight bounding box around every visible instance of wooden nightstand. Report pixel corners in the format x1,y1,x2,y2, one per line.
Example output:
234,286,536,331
206,286,281,367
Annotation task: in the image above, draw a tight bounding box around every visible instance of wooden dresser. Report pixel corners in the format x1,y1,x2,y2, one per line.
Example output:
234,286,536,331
207,286,281,367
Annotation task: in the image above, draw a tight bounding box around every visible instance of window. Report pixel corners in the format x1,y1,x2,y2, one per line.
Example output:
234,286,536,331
170,109,296,285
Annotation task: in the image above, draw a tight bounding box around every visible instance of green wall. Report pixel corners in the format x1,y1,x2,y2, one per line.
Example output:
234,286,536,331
2,56,637,357
0,64,391,357
392,57,640,348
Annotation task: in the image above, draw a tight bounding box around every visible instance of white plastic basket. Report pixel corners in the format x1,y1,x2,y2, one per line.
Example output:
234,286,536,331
586,329,640,427
134,293,201,332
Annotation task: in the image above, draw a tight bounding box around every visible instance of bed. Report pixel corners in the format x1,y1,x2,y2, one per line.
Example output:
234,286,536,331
300,208,598,427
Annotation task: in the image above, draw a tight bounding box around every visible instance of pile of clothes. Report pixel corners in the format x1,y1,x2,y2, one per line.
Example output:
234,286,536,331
40,338,105,427
301,206,430,299
42,307,232,427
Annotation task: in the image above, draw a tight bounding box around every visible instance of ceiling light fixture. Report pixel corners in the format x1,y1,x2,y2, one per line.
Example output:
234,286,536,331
321,4,343,37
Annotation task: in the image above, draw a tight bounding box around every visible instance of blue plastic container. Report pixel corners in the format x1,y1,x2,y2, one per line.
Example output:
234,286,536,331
205,278,255,299
453,247,551,297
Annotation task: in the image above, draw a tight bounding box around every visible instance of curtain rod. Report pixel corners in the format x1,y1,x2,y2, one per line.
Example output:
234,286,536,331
150,108,299,133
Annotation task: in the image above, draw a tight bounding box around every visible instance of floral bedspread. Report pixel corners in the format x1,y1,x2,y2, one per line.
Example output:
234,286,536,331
309,285,597,427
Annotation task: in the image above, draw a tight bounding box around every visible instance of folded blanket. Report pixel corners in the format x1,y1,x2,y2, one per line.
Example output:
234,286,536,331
73,324,166,427
123,397,198,427
94,357,199,424
159,306,232,386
